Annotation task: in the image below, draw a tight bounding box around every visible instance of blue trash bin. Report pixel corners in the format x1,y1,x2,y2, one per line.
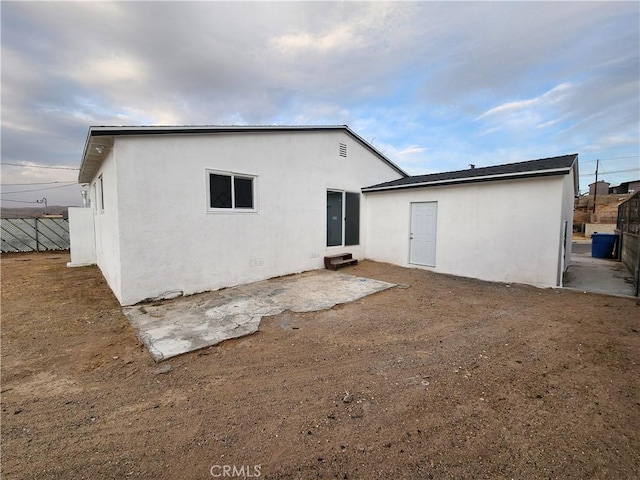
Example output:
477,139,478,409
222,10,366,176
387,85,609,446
591,233,618,258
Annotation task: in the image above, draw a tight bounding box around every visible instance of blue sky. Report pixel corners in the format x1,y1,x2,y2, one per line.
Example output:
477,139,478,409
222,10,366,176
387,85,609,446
1,1,639,207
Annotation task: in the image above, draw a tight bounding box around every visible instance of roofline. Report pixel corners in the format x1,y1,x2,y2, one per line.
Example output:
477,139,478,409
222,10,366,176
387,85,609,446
78,125,408,183
362,163,577,193
85,125,349,136
618,179,640,186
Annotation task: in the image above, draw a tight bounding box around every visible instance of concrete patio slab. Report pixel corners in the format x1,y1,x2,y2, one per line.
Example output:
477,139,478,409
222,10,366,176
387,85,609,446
564,241,635,297
123,270,396,362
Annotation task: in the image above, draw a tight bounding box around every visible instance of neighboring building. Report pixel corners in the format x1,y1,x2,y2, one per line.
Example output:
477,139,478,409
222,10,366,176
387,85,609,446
69,125,578,305
589,181,610,196
69,126,406,305
363,155,579,288
609,180,640,195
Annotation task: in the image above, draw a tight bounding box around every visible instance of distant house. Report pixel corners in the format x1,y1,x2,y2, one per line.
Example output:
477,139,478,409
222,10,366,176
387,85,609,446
68,126,406,305
68,125,578,305
609,180,640,195
363,155,579,287
589,181,610,196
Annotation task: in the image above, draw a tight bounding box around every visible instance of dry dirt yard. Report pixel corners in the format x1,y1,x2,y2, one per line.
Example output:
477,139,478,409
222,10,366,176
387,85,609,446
1,253,639,480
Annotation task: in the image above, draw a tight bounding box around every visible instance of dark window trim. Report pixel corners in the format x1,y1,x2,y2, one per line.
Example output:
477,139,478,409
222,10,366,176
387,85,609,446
98,174,104,212
326,189,360,247
206,169,258,213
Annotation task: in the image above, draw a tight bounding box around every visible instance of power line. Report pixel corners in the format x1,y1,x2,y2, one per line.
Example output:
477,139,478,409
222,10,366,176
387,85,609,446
599,173,616,185
1,184,79,195
580,155,640,163
599,155,640,161
1,181,76,186
0,198,41,204
1,162,79,170
579,168,639,177
602,163,640,183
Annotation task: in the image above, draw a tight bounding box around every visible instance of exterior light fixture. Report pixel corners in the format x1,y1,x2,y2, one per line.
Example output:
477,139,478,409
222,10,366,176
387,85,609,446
36,197,48,215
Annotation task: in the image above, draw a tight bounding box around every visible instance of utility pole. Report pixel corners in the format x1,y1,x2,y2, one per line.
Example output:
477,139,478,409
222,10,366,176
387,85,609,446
592,159,599,216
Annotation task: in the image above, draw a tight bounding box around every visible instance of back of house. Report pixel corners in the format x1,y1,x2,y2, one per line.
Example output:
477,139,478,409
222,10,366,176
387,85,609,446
69,125,406,305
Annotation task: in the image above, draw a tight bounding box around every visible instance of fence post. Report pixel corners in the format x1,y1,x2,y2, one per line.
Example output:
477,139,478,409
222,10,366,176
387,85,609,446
35,217,40,252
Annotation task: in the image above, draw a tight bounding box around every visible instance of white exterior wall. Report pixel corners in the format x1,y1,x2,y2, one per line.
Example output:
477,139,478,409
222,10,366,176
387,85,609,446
104,131,402,305
365,175,568,287
67,207,96,266
584,223,617,237
91,149,123,301
558,170,576,284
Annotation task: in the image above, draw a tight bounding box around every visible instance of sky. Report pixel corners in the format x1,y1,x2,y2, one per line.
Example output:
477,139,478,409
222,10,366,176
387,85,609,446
1,1,639,208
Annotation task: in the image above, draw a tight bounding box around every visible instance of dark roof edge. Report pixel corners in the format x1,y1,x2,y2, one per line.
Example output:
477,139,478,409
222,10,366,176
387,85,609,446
87,125,346,136
362,165,575,193
342,127,408,177
79,125,408,181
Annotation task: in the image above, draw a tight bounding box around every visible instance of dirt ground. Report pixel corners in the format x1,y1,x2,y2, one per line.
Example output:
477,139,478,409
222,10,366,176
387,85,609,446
1,253,639,480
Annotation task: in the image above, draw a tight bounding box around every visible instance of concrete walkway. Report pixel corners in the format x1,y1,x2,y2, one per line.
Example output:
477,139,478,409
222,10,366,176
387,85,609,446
124,270,395,362
564,241,635,297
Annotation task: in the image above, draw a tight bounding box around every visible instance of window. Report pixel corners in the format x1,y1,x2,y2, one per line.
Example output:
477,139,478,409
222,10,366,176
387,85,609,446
98,174,104,211
234,177,253,208
344,192,359,245
207,170,257,212
327,190,359,246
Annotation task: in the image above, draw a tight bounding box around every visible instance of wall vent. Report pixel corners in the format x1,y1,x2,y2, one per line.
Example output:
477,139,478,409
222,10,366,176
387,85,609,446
339,143,347,157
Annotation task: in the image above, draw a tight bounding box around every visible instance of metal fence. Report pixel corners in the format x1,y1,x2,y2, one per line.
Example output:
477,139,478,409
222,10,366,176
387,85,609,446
617,191,639,235
617,192,640,296
1,218,70,253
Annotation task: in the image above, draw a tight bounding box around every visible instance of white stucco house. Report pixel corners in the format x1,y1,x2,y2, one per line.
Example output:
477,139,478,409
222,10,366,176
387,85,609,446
68,125,578,305
363,154,579,287
68,125,407,305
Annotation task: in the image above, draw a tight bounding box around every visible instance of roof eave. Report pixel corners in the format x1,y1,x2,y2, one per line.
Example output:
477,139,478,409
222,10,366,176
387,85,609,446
78,129,114,184
362,166,575,193
342,126,408,177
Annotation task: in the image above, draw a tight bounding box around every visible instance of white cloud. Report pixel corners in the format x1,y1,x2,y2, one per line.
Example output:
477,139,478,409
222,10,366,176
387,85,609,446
536,119,560,130
478,83,573,121
271,24,362,54
69,55,148,89
477,98,539,120
396,145,426,156
584,134,639,152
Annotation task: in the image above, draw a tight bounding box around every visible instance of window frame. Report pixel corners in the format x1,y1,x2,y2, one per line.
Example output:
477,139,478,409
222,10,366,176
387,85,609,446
98,174,104,213
206,169,258,213
326,189,360,247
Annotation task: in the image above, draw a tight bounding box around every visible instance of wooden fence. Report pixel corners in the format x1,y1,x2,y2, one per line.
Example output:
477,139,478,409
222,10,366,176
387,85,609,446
1,218,70,253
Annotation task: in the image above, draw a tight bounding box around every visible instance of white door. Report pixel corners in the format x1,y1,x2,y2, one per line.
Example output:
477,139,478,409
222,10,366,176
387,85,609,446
409,202,437,266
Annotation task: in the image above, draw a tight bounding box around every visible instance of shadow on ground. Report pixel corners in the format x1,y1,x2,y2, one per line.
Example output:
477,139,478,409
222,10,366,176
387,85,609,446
564,241,635,297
